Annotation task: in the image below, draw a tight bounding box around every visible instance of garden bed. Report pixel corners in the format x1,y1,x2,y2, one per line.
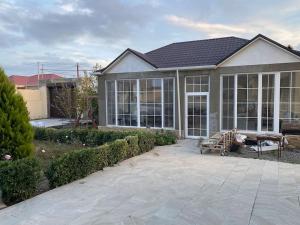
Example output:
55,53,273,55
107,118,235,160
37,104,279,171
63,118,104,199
0,128,177,207
228,146,300,164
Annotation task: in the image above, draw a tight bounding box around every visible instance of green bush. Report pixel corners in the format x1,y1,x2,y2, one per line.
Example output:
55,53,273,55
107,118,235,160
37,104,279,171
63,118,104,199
46,138,129,188
46,148,100,188
34,127,131,146
107,139,128,165
136,132,155,153
125,136,139,158
155,131,177,146
0,68,34,159
0,158,42,204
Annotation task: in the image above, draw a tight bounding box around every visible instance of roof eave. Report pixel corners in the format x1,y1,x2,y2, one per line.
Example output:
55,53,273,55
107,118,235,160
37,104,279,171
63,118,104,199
157,65,217,71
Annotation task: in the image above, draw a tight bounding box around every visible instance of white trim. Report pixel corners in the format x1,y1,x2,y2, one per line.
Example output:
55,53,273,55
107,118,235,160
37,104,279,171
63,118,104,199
218,36,300,67
176,70,182,136
102,50,156,74
114,80,118,126
234,74,238,129
161,78,164,128
220,70,300,134
137,79,140,127
257,73,262,132
184,75,210,139
105,77,175,130
274,72,280,133
158,65,216,71
105,80,108,125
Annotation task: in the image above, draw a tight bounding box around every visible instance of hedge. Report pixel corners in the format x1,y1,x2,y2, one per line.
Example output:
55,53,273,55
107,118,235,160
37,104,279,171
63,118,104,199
125,136,139,158
154,131,177,146
46,138,130,188
33,127,171,151
0,158,42,205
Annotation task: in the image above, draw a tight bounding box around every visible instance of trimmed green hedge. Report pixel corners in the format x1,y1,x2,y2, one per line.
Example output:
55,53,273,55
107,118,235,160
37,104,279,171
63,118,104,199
154,131,177,146
0,158,42,205
125,136,139,158
46,138,130,188
33,127,171,151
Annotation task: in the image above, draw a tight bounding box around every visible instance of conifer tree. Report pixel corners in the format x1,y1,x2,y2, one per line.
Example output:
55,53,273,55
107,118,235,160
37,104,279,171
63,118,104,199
0,68,34,159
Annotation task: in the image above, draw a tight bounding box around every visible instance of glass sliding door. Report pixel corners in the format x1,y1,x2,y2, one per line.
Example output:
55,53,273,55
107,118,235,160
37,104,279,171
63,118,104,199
236,74,258,131
261,74,275,131
186,94,208,138
185,75,209,138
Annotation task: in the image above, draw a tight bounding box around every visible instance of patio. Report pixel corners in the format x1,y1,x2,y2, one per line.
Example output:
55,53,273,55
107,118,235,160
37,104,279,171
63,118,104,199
0,139,300,225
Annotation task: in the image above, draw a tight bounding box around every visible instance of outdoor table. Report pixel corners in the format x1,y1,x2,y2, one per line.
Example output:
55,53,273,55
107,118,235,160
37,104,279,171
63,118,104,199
256,134,284,159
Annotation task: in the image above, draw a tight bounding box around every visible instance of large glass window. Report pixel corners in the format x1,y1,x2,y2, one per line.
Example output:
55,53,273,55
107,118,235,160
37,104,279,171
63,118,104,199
222,76,234,130
117,80,137,126
261,74,274,131
106,81,116,125
106,78,174,128
140,79,162,128
237,74,258,131
164,79,174,128
280,72,300,126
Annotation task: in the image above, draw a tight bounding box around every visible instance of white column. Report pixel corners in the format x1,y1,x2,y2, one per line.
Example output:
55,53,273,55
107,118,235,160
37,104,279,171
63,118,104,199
257,73,262,132
137,79,140,127
274,72,280,133
234,74,238,129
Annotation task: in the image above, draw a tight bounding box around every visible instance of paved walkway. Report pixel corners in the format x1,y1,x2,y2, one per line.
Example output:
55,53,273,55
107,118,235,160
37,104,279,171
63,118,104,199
1,140,300,225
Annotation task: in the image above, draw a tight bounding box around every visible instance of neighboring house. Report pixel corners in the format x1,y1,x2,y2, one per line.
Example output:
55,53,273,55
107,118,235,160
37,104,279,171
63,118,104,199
95,34,300,138
9,74,77,120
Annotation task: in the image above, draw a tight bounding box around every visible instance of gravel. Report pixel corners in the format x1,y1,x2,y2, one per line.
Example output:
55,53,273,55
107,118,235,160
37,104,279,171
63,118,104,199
229,146,300,164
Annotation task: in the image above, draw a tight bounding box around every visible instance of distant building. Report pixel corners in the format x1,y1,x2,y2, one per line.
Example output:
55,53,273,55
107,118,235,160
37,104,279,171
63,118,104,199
9,74,77,120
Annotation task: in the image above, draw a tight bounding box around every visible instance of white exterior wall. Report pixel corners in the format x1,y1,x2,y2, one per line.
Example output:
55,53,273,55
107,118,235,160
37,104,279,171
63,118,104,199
221,38,300,67
107,52,155,74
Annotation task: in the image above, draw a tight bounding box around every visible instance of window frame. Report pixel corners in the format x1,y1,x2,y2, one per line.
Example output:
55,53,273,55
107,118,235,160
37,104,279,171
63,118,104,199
105,77,175,129
220,70,300,133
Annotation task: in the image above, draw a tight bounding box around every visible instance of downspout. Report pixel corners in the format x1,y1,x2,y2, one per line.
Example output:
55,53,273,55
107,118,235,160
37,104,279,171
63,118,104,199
176,69,182,138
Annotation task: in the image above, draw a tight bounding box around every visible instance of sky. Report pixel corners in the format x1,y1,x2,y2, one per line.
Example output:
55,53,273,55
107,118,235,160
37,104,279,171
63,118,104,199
1,0,300,76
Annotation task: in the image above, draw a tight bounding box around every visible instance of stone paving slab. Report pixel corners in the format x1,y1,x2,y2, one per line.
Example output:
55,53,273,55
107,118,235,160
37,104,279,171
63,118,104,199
0,140,300,225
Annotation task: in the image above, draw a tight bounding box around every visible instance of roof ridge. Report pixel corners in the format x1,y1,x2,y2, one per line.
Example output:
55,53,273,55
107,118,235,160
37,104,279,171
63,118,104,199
169,36,249,45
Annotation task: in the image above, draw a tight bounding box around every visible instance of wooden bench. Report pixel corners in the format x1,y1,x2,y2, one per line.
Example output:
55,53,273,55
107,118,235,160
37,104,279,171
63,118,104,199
200,129,237,156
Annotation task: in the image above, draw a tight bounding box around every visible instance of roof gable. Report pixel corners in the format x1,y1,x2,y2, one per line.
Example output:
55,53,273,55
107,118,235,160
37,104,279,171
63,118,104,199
106,51,156,74
103,49,157,74
219,35,300,67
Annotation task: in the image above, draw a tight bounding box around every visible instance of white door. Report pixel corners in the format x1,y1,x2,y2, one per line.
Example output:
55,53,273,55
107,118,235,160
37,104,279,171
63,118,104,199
261,73,275,131
185,93,209,138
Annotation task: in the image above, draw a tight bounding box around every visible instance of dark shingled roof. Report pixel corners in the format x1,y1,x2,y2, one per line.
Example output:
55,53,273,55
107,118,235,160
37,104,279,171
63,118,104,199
144,36,249,68
99,34,300,73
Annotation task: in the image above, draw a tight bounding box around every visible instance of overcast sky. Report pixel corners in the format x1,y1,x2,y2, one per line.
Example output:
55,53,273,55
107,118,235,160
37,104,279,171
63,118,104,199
1,0,300,76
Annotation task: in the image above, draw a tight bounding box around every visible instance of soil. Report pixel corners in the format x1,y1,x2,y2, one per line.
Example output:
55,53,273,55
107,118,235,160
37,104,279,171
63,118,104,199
229,145,300,164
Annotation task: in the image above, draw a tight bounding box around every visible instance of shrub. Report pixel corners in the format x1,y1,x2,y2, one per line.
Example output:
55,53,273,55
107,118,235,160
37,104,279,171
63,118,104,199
107,139,128,165
46,138,129,188
155,131,177,146
0,158,42,204
125,136,139,158
136,132,155,153
46,148,99,188
0,68,34,159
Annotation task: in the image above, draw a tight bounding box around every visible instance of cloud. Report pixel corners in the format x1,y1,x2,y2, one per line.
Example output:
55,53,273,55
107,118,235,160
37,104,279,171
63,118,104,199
165,15,247,36
165,15,300,48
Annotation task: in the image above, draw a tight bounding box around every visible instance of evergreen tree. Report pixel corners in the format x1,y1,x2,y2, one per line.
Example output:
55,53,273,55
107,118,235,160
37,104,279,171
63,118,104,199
0,68,34,159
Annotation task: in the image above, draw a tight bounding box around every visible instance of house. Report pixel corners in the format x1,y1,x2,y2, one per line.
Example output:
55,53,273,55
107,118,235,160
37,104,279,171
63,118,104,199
9,74,77,120
95,34,300,138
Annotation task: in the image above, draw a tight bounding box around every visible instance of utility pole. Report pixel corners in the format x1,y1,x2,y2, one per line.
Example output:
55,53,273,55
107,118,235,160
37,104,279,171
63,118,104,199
37,62,40,88
76,63,79,78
